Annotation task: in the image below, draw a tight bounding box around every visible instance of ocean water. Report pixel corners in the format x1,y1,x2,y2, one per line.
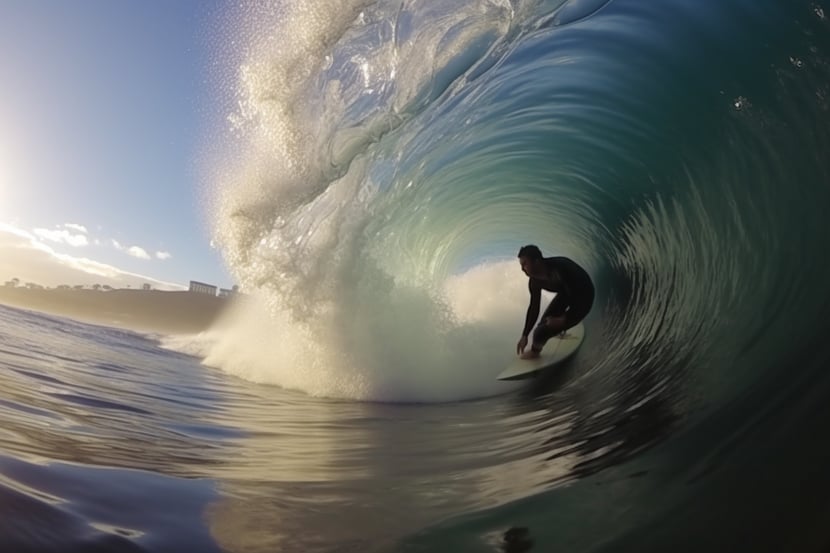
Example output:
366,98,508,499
4,0,830,551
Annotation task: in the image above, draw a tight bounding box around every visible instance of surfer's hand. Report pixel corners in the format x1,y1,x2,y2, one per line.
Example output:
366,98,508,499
516,335,528,355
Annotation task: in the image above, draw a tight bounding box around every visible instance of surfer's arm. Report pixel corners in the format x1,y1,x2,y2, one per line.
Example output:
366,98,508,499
522,281,541,337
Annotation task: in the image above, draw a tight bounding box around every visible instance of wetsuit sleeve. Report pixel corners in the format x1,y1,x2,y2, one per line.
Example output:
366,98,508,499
522,280,541,337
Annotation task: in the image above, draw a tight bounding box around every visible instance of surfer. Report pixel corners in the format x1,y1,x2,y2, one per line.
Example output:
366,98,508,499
516,245,595,359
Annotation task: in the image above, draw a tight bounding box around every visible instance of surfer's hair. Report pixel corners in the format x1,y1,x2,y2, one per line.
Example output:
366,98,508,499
518,244,543,260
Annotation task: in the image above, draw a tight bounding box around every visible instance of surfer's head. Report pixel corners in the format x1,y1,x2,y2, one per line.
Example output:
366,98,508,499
518,244,544,278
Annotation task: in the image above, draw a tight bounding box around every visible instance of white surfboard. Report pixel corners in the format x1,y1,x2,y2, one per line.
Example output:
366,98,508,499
497,323,585,381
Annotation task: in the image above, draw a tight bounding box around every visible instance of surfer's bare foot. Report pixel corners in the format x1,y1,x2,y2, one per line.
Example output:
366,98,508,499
520,350,541,360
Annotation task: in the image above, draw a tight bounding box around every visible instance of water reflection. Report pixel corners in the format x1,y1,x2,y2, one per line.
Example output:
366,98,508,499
0,305,682,553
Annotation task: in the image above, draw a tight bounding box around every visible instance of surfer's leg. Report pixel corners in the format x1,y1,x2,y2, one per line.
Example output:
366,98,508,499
562,282,595,330
530,294,569,352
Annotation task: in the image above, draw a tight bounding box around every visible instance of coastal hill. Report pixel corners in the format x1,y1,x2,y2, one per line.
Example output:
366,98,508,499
0,286,232,335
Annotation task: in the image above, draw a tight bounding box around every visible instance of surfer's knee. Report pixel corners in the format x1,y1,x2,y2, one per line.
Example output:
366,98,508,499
531,325,551,347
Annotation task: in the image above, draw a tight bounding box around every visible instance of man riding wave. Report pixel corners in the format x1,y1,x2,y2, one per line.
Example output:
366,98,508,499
516,245,595,359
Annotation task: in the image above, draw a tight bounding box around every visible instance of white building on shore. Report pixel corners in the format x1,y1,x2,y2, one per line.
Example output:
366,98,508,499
218,285,239,298
189,281,218,296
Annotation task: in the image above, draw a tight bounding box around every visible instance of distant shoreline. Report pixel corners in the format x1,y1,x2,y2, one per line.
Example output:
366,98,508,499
0,287,232,335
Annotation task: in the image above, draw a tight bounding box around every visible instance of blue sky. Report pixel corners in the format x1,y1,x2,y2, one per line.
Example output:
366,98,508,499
0,1,233,290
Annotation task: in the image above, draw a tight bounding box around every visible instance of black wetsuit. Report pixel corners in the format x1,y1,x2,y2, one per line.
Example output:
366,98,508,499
522,256,595,347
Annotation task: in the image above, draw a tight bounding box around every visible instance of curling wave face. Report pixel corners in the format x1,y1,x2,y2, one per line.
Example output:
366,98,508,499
205,0,830,405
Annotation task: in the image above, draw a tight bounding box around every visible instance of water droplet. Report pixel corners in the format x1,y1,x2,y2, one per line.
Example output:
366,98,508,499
732,96,749,111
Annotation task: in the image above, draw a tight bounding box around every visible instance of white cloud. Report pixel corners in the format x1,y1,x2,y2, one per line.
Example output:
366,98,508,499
0,222,185,290
33,226,89,247
112,239,160,262
127,246,150,260
64,223,88,234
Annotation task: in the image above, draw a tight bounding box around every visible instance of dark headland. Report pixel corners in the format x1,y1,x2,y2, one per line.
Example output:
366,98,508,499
0,286,232,335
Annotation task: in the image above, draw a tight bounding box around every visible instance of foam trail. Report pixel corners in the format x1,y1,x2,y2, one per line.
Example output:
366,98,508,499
199,262,528,402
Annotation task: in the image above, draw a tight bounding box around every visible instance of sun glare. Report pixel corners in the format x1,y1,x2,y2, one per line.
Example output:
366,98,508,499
0,138,22,222
0,142,10,219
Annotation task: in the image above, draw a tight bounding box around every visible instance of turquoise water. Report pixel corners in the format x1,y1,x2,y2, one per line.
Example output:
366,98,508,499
3,0,830,551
